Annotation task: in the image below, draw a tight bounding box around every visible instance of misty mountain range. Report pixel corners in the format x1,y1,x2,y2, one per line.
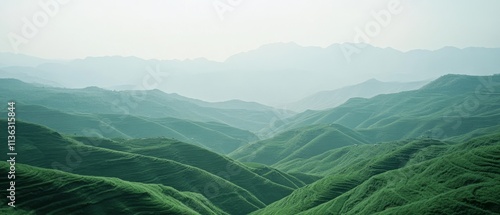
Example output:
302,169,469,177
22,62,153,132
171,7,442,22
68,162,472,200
3,1,500,214
1,42,499,106
286,78,429,112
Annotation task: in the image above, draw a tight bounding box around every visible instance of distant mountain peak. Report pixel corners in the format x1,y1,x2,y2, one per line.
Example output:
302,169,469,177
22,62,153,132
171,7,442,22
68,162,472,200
0,78,34,88
0,78,25,83
420,74,500,93
83,86,105,91
286,78,429,112
423,74,472,87
363,78,382,84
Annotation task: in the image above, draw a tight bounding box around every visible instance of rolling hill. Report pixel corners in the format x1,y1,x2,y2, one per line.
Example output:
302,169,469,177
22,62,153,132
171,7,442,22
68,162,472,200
252,134,500,214
274,141,402,176
0,78,288,133
282,74,500,142
230,124,371,166
0,120,293,214
0,162,227,215
1,73,499,214
286,78,428,112
72,136,312,193
0,104,258,154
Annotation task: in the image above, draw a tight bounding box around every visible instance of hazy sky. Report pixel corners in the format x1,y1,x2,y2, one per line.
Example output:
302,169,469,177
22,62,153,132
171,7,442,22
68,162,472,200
1,0,499,61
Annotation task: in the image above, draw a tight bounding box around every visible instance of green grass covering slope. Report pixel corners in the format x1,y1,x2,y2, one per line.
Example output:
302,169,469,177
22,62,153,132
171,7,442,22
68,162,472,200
284,74,500,142
72,136,296,204
253,134,500,214
302,144,500,214
0,120,265,214
286,172,324,185
274,141,401,176
252,138,444,214
0,162,227,215
0,104,257,154
242,162,310,189
0,78,289,132
230,124,370,166
446,124,500,143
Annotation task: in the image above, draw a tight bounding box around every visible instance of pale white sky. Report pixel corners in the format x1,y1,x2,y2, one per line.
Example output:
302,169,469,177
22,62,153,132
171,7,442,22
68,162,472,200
1,0,499,61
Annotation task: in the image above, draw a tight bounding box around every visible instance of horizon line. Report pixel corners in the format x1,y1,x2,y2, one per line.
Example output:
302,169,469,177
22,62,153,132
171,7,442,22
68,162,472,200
1,42,499,63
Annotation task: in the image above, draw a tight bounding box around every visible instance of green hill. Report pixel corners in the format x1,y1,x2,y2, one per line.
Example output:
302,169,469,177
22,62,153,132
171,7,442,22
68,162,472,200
230,124,370,166
0,78,289,132
274,141,401,176
2,74,500,214
252,134,500,214
0,162,227,215
287,78,428,112
2,104,257,154
301,144,500,214
241,162,318,189
283,74,500,142
72,136,303,200
0,120,274,214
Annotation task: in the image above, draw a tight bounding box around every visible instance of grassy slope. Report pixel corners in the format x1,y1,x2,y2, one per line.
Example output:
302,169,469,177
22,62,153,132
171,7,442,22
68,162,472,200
302,144,500,214
230,124,370,166
446,124,500,143
0,78,284,132
0,162,227,215
274,141,401,176
0,120,266,214
1,74,498,214
253,134,500,214
286,172,324,185
242,162,313,189
287,79,428,112
1,104,257,154
72,136,297,203
284,74,500,142
252,138,445,214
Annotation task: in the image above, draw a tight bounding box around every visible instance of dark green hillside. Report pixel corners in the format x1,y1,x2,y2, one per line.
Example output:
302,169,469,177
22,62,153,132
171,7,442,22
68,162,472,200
253,134,500,214
2,74,499,214
242,162,309,189
284,74,500,142
92,113,258,154
230,124,370,166
72,136,297,203
274,141,401,176
446,124,500,143
1,104,257,154
0,162,227,215
286,172,324,185
0,78,287,132
301,144,500,214
420,73,495,93
252,139,444,214
0,120,266,214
